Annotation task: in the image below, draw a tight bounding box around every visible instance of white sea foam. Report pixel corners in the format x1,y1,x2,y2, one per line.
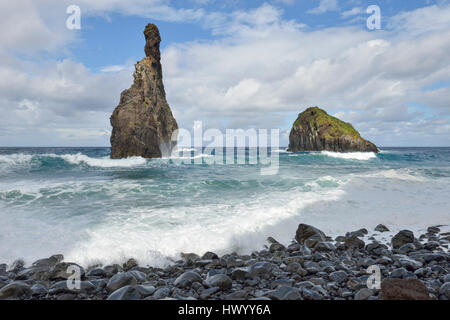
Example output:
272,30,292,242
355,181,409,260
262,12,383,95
60,187,347,267
271,149,290,153
286,151,377,160
1,167,449,267
56,153,148,168
161,153,213,160
361,169,425,181
0,154,34,175
173,148,198,152
0,153,149,168
305,175,345,190
185,153,213,160
321,151,377,160
0,153,33,164
0,175,348,267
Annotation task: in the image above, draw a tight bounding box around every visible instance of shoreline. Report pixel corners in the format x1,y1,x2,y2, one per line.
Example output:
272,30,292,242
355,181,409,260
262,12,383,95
0,223,449,300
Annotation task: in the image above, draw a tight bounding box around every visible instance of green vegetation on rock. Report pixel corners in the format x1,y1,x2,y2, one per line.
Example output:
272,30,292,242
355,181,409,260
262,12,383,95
294,107,361,139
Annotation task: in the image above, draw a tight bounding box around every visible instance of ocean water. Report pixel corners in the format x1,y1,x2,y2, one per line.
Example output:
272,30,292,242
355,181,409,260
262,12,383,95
0,147,449,267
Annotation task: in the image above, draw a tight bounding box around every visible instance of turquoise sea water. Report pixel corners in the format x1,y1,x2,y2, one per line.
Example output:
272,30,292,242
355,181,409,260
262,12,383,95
0,147,449,267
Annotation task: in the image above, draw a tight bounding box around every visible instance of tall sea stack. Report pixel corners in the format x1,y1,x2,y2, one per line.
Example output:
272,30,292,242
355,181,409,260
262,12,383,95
288,107,378,153
110,23,178,159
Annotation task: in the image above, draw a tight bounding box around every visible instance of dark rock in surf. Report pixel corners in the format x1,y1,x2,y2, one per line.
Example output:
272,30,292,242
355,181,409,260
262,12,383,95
110,23,178,159
295,224,326,244
375,224,390,232
392,230,415,249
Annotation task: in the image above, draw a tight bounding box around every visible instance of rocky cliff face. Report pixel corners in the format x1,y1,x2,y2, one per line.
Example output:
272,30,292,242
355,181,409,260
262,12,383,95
110,24,178,159
287,107,378,153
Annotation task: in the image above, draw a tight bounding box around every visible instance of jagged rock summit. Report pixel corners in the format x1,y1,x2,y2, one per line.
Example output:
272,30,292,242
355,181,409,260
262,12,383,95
110,23,178,159
287,107,378,153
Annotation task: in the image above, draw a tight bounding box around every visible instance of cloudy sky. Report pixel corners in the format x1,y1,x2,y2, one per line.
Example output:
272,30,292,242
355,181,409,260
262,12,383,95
0,0,449,147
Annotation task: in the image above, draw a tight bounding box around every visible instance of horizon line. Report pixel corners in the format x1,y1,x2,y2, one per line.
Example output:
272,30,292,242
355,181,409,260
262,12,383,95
1,146,450,148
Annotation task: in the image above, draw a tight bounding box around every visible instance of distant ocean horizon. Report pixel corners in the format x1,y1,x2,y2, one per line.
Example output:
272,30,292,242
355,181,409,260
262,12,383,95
1,146,449,267
2,146,450,148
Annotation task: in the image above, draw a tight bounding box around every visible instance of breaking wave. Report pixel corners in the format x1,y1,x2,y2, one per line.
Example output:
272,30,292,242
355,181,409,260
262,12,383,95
0,153,33,164
56,153,148,168
0,152,217,170
320,151,377,160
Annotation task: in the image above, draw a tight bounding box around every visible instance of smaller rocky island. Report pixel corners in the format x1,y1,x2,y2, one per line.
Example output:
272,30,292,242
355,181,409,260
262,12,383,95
288,107,378,153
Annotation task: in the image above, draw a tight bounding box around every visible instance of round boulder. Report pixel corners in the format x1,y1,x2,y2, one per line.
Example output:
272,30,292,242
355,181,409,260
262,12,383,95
391,230,414,249
174,271,203,288
107,272,137,292
0,282,32,299
375,224,390,232
380,278,429,300
204,274,232,290
295,224,326,244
